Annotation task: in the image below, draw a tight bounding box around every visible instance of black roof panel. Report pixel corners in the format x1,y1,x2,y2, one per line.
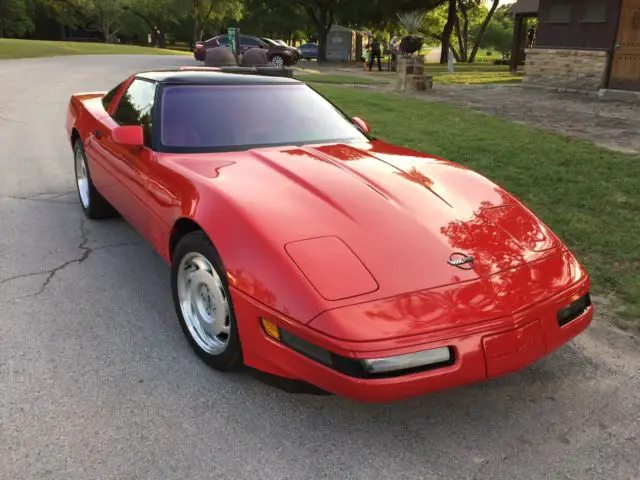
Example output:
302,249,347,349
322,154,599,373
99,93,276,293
135,68,300,85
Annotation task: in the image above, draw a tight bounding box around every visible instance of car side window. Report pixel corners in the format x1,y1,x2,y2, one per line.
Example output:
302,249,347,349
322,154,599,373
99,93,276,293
241,36,261,46
113,78,157,147
217,35,229,45
102,81,125,111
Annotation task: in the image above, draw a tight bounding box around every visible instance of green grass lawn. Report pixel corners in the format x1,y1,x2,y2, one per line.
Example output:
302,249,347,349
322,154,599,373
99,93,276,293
423,64,522,85
295,73,389,85
295,63,521,86
0,38,190,59
313,84,640,330
423,63,510,72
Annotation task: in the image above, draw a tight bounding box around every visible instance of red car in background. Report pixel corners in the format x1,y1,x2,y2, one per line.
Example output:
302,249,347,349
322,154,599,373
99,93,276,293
65,67,593,403
194,34,298,68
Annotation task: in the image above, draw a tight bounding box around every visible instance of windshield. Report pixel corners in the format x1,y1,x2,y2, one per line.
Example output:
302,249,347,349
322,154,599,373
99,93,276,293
158,83,369,152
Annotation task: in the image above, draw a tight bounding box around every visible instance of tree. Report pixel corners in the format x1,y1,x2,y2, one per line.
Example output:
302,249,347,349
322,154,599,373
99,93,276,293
123,0,188,48
439,0,456,63
34,0,91,34
454,0,486,62
295,0,337,62
476,5,513,59
191,0,243,45
296,0,447,62
237,0,309,43
337,0,445,30
467,0,499,62
0,0,34,37
88,0,124,43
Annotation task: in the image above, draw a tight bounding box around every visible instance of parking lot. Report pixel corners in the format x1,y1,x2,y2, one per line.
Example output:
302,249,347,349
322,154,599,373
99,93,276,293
1,55,639,480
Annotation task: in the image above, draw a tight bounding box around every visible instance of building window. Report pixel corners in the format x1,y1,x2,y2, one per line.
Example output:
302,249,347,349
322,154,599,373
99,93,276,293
582,0,607,23
548,1,572,23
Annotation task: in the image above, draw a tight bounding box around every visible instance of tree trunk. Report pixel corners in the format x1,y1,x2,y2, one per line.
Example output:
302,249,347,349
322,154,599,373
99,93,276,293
194,0,215,46
440,0,457,64
158,30,166,49
468,0,499,63
304,2,335,63
454,16,465,62
460,1,469,62
450,44,461,62
318,29,329,62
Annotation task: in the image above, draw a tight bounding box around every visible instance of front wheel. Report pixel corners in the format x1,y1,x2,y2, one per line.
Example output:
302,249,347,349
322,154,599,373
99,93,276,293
171,231,243,371
271,54,285,68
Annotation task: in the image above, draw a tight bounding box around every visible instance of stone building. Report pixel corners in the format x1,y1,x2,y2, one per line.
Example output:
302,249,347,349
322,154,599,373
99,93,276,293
513,0,640,93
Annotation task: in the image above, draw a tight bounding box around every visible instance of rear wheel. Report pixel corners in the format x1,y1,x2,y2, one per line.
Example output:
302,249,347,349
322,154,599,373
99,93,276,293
171,231,243,371
73,140,118,219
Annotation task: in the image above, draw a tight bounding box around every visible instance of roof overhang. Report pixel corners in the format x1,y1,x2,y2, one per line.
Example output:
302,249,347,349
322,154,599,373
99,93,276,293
508,0,539,15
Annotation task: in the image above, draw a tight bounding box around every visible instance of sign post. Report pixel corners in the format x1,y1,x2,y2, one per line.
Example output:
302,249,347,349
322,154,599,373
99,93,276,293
228,27,241,64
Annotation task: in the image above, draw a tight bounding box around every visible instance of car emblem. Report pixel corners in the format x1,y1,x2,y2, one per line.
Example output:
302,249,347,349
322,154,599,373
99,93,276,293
447,252,474,270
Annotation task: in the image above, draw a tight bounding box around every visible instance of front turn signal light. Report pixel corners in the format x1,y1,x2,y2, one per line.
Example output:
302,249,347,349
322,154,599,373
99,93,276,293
260,318,280,341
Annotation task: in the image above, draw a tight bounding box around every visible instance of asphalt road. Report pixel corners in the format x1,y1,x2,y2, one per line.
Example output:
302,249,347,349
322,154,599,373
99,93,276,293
1,55,639,480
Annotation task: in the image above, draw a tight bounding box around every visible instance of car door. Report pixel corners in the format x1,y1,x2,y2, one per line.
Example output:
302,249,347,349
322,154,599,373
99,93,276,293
215,35,229,48
240,35,264,53
86,81,127,204
99,78,159,241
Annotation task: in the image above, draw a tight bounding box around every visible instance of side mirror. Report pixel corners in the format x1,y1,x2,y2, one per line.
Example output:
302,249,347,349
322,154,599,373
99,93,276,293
352,116,370,134
112,125,144,147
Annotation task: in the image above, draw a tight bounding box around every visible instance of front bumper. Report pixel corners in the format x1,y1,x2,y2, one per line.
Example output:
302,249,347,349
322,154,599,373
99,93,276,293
232,273,593,404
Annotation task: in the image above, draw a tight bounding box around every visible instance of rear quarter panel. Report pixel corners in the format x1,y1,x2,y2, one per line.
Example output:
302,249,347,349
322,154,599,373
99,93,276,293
66,93,104,144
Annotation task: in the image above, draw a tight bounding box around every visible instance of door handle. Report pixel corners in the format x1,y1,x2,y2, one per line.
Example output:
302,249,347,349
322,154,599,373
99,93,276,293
95,130,103,139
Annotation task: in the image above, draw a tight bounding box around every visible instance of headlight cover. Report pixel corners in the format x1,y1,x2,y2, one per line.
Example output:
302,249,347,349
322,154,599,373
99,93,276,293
262,319,455,379
362,347,452,374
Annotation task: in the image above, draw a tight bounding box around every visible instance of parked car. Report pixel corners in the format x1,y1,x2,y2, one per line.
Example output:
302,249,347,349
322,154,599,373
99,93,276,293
195,34,298,68
65,66,593,404
260,37,301,61
298,43,318,61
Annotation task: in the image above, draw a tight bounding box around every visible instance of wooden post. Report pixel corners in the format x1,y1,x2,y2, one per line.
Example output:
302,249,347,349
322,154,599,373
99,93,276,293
510,14,524,73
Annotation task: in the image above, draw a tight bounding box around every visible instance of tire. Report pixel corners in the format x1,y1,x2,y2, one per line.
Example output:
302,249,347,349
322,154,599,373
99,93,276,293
171,230,243,371
73,139,118,219
270,54,285,68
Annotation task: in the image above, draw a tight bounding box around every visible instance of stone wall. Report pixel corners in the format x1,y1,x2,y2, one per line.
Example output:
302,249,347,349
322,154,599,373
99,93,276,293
523,48,609,93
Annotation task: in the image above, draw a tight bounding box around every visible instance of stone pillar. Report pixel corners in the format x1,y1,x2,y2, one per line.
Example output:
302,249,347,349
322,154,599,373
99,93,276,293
396,55,432,92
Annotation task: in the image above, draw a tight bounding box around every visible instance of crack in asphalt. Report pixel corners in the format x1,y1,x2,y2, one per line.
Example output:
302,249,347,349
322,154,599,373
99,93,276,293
4,191,77,204
1,217,143,299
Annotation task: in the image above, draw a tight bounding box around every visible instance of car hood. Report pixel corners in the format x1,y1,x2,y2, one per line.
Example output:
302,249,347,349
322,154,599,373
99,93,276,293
166,141,564,321
169,140,563,319
270,45,294,54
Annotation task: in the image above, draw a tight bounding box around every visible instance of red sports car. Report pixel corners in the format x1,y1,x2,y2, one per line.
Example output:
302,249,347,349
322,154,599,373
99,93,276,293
65,67,593,403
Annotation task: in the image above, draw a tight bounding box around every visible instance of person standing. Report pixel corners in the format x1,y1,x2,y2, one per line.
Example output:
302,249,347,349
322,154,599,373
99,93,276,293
362,44,371,71
368,37,382,72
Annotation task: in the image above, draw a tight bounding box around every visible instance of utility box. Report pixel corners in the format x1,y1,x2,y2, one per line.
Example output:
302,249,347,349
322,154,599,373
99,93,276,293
326,25,357,62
